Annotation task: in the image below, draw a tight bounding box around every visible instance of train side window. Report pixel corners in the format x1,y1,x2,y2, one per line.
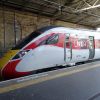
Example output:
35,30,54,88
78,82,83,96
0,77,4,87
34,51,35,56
46,34,59,44
38,40,47,46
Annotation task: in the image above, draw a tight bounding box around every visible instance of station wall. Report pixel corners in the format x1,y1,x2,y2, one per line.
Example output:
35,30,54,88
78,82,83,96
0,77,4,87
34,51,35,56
0,6,92,58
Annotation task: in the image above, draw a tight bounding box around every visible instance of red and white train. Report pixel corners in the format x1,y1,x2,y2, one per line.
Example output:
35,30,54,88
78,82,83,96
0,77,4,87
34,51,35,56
0,26,100,79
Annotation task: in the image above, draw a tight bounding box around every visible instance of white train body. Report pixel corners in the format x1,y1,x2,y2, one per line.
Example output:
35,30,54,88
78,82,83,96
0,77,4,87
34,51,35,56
0,26,100,79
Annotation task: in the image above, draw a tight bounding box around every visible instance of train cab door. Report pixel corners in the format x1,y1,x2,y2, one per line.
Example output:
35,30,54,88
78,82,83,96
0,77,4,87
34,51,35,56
88,36,95,59
64,34,72,63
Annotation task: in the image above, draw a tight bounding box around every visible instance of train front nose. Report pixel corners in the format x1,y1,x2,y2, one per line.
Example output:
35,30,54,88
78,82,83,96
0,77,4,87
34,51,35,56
0,50,31,80
0,50,19,79
1,60,29,79
0,50,29,80
1,59,30,80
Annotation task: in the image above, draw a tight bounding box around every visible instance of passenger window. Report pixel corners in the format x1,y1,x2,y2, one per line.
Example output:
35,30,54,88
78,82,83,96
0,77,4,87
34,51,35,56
38,40,47,46
46,34,59,44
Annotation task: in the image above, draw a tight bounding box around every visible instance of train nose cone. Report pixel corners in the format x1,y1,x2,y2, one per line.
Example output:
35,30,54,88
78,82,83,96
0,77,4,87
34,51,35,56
1,59,30,80
0,50,19,79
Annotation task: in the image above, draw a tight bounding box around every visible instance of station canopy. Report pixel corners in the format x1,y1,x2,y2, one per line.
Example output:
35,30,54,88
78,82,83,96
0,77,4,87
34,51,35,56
1,0,100,28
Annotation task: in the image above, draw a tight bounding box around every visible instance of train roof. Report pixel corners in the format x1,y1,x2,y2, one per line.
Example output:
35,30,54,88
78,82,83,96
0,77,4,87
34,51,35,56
12,26,99,50
12,26,58,49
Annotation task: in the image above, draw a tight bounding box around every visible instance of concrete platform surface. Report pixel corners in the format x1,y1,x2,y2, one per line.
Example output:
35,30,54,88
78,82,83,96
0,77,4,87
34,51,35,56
0,61,100,100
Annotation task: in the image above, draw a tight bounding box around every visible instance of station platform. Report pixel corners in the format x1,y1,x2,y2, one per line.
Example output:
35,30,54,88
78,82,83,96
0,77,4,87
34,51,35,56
0,61,100,100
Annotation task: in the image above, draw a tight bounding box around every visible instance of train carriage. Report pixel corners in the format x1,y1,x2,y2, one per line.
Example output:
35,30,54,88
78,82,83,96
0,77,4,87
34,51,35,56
0,26,100,79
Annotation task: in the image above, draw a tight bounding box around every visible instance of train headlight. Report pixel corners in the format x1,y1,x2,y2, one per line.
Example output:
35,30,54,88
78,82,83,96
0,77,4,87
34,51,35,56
12,50,30,60
19,50,29,57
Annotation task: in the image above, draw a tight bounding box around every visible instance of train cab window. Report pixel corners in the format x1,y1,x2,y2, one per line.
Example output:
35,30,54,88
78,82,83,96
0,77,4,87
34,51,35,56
46,34,59,44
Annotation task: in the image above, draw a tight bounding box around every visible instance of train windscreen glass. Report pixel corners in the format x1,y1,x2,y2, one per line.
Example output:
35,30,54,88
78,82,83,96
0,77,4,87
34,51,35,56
12,31,41,50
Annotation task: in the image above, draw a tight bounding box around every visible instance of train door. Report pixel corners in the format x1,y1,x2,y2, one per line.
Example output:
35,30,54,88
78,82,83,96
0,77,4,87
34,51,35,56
88,36,95,59
64,34,72,63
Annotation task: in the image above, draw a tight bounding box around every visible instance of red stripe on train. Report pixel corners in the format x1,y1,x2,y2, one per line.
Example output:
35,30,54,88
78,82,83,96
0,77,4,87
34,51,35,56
23,33,100,50
1,59,30,79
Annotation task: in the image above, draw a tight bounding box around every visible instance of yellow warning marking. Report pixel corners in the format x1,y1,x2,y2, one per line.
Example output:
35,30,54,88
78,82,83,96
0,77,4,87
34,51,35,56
0,63,100,94
0,50,19,70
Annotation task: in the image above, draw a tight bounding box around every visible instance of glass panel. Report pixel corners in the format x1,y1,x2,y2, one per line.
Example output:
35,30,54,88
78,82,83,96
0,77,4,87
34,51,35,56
46,34,59,44
89,36,94,49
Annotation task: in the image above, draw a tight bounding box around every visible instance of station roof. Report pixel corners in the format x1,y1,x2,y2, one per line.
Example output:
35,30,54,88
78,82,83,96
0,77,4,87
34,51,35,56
1,0,100,28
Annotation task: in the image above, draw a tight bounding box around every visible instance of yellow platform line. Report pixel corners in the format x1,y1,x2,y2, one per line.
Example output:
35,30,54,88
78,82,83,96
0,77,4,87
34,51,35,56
0,63,100,94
